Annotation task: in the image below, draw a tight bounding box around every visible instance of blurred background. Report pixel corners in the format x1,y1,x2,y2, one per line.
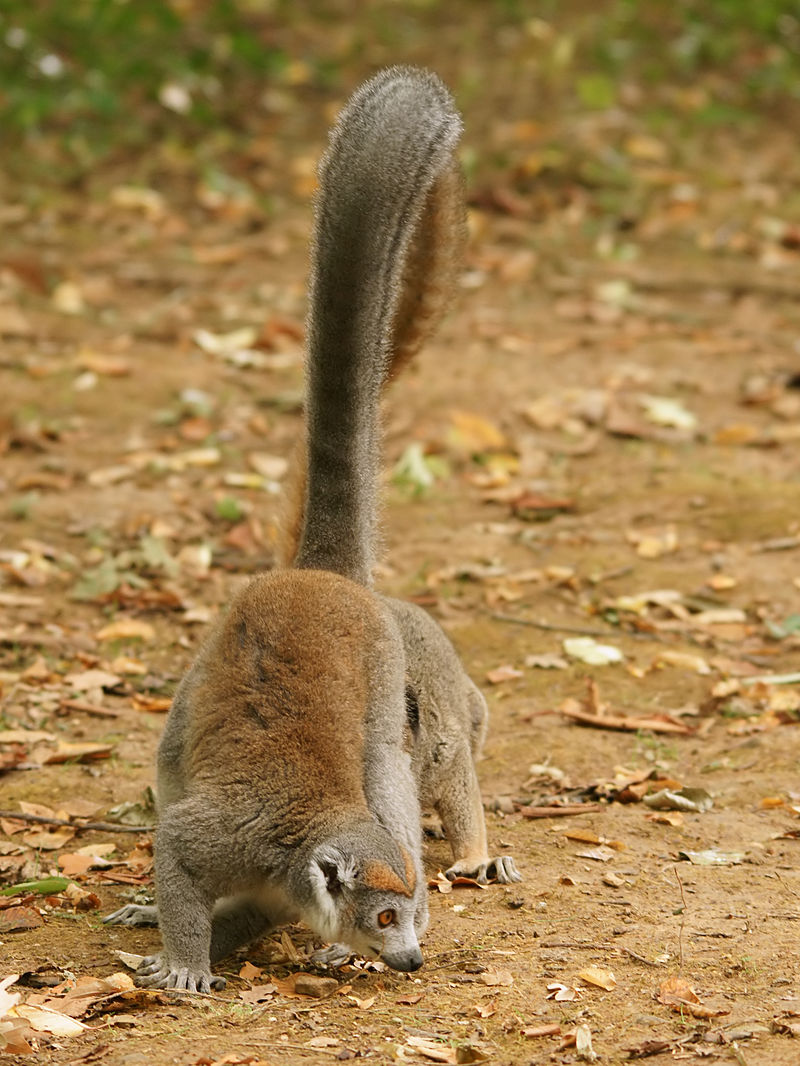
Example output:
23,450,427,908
2,0,799,194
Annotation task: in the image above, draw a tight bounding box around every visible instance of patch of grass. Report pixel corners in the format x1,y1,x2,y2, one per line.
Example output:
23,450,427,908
0,0,286,171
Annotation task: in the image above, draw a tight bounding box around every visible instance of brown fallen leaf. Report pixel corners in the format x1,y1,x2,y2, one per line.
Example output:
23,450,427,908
518,803,603,819
96,618,156,643
428,870,490,892
644,810,685,827
238,961,264,982
480,967,513,987
485,664,523,685
346,994,375,1008
75,350,131,377
522,1024,562,1038
563,830,624,850
0,745,31,772
63,668,122,692
657,975,729,1019
447,409,508,453
37,742,114,765
238,983,278,1005
577,965,616,991
13,1003,86,1037
511,493,576,520
560,699,695,735
131,694,172,713
58,843,117,877
32,973,135,1019
626,525,679,559
0,906,44,933
404,1036,488,1064
21,826,76,850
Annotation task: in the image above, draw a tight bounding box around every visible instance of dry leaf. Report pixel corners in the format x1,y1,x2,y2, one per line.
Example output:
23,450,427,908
63,669,122,692
131,695,172,713
560,702,694,735
563,637,623,666
657,976,729,1018
39,742,113,764
238,961,264,982
447,410,507,452
0,907,44,933
577,966,616,990
13,1004,86,1037
642,787,712,813
644,811,685,827
575,1023,598,1062
626,526,679,559
485,664,523,684
22,826,76,850
238,983,278,1005
522,1024,561,1038
480,968,513,987
96,619,155,643
346,994,375,1009
75,350,131,377
655,650,711,675
524,653,568,670
0,730,56,745
547,982,580,1001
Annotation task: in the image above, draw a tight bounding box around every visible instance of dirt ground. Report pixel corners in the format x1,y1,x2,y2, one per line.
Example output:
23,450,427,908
2,14,800,1066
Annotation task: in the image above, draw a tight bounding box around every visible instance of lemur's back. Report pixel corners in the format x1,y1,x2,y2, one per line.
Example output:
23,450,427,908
183,570,392,805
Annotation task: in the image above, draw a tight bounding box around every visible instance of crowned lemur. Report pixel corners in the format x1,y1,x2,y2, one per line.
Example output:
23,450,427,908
105,65,521,993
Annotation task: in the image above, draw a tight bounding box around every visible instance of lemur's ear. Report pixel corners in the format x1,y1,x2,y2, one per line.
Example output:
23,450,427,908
310,847,358,897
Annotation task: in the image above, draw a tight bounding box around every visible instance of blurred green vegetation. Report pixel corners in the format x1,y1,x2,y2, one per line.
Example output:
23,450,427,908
0,0,798,175
0,0,287,164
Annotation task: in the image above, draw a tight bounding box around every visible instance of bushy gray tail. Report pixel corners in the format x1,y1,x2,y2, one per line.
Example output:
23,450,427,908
290,66,464,584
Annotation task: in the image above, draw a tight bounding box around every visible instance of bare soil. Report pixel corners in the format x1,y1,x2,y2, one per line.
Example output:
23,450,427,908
2,21,800,1066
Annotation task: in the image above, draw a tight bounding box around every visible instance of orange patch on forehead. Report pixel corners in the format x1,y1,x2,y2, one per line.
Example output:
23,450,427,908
400,847,417,893
362,861,412,897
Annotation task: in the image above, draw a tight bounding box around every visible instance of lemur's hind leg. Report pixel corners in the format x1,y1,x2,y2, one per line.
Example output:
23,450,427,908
436,746,521,885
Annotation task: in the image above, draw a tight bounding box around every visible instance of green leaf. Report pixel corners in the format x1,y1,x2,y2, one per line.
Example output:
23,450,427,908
215,496,244,522
71,556,121,601
1,876,72,897
576,73,616,109
766,614,800,639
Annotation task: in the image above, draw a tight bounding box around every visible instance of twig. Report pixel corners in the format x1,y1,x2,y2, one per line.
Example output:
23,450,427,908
774,871,800,900
588,565,635,585
730,1042,749,1066
0,810,152,833
620,947,663,967
490,613,622,638
489,611,668,643
674,866,686,972
185,1035,342,1055
517,803,603,819
59,698,122,718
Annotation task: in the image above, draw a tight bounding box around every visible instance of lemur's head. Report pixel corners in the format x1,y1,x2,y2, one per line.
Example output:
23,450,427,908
307,823,423,971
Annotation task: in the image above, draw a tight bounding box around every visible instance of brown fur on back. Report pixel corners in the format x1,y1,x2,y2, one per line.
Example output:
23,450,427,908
185,569,390,813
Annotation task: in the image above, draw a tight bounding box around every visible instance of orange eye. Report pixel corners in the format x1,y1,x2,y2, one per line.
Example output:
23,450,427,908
377,909,395,928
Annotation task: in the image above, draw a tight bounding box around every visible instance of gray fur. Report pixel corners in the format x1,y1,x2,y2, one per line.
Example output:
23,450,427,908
296,66,462,583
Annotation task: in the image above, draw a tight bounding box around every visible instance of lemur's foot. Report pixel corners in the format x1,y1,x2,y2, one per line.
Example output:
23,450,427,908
445,855,522,885
311,942,353,968
103,904,159,927
135,952,226,993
